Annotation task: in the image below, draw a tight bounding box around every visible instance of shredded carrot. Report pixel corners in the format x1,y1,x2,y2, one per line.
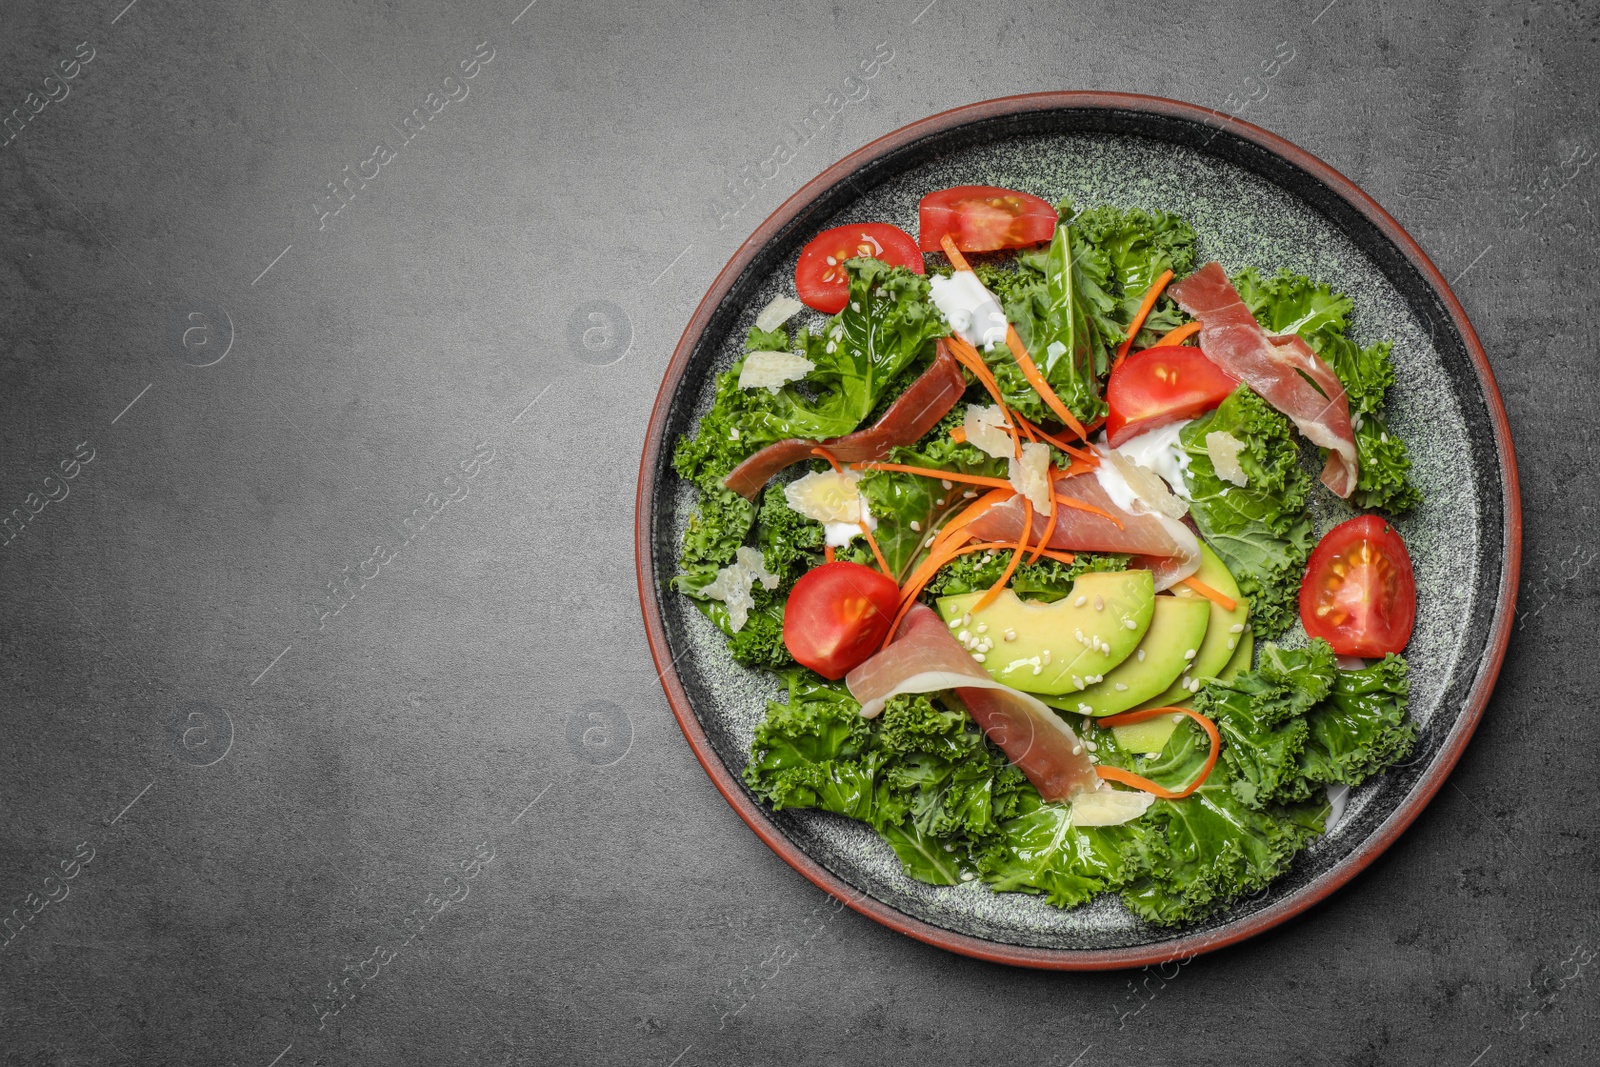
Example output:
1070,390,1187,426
882,533,1078,649
824,545,835,563
1015,416,1098,464
810,446,843,474
1004,326,1089,441
1092,707,1220,799
930,487,1014,554
1114,269,1175,370
853,462,1014,491
1028,471,1060,564
1152,320,1202,348
973,494,1031,613
949,425,968,444
944,335,1022,459
1178,574,1239,612
1053,492,1125,529
938,234,973,273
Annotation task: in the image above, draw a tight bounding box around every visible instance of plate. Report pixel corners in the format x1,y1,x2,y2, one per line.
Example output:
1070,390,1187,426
635,93,1520,969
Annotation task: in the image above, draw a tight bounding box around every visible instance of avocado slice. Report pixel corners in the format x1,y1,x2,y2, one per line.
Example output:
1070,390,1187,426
1042,595,1210,717
1111,625,1256,754
935,570,1154,696
1132,543,1250,711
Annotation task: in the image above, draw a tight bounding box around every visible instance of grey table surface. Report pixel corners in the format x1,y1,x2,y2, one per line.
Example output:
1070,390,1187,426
0,0,1592,1064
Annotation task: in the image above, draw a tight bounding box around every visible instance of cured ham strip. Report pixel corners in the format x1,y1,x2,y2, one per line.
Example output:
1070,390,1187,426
722,340,967,500
964,469,1201,590
1169,262,1359,497
845,604,1098,801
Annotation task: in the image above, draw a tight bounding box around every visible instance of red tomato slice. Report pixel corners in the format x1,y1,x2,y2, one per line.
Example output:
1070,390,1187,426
1300,515,1417,657
917,185,1058,253
1105,345,1240,446
794,223,924,314
783,561,901,679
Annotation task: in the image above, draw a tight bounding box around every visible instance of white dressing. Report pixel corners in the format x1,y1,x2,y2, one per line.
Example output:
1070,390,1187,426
929,270,1008,350
1113,419,1194,501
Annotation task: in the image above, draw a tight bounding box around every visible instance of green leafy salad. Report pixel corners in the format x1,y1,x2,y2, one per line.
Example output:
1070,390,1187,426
671,190,1422,926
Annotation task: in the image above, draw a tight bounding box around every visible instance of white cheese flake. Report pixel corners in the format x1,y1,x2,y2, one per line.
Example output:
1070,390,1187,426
1205,430,1250,487
754,294,803,333
699,546,779,633
963,403,1014,460
738,350,815,394
1007,441,1053,514
785,469,864,524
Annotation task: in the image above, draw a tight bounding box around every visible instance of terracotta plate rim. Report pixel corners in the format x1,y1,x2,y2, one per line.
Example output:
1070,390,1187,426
633,91,1521,971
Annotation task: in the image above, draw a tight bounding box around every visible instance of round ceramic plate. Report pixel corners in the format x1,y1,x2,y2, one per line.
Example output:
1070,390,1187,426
635,93,1519,969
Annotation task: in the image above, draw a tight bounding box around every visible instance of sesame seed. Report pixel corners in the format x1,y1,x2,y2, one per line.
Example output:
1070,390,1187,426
948,619,961,629
940,479,953,490
1074,677,1085,690
962,613,972,625
1183,649,1197,660
925,536,936,547
1094,596,1104,611
1123,618,1138,629
1075,596,1087,607
1032,665,1042,675
963,490,977,498
1072,745,1082,756
1003,629,1017,641
1172,713,1184,722
1136,649,1145,662
958,630,970,642
1229,623,1245,634
1042,650,1051,665
976,622,988,633
936,498,946,505
1226,638,1236,650
972,652,986,663
909,520,922,532
1114,683,1127,691
1078,703,1092,714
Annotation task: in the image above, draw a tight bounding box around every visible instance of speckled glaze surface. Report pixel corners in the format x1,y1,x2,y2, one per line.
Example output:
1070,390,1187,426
636,95,1518,968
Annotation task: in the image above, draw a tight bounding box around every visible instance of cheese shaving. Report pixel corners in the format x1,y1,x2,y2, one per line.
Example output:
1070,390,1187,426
754,294,804,333
963,403,1014,460
738,350,815,394
784,468,864,524
1007,441,1053,514
700,546,779,633
1205,430,1249,487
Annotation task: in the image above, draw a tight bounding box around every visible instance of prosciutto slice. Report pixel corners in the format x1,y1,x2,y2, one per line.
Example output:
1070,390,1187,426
965,467,1201,590
1168,262,1359,497
845,604,1098,802
722,340,967,500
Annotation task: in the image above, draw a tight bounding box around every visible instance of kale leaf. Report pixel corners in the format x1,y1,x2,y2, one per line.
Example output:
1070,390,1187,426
1180,386,1314,638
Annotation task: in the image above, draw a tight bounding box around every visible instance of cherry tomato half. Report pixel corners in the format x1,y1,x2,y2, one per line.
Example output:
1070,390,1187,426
917,185,1058,253
1105,344,1240,447
794,223,925,314
1300,515,1417,657
783,561,901,679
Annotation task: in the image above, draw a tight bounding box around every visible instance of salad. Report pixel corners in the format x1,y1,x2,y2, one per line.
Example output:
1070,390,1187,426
672,185,1421,926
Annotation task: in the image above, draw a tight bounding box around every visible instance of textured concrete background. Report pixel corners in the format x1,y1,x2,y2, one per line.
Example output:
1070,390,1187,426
0,0,1592,1064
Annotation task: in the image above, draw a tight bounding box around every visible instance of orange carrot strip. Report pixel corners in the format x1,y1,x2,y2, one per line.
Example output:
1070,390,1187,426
974,494,1031,612
810,446,844,474
1004,326,1089,441
1028,472,1060,564
944,335,1022,459
1016,416,1098,463
1053,492,1125,529
1152,320,1202,348
938,234,973,273
1092,707,1220,799
949,426,968,444
824,545,836,563
853,462,1013,490
1114,268,1175,370
931,487,1015,554
1178,575,1239,612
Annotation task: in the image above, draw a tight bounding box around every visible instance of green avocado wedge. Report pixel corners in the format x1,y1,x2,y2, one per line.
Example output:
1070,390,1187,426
935,570,1154,696
1041,595,1210,717
1133,543,1250,710
1111,624,1256,754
